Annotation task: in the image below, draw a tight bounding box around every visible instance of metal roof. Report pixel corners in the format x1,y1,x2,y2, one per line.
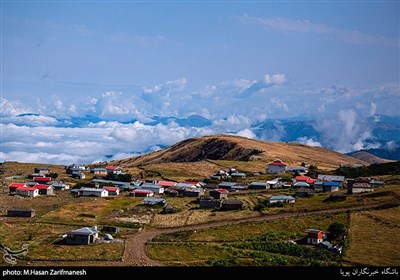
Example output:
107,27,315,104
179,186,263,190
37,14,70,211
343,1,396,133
269,195,295,200
66,227,99,236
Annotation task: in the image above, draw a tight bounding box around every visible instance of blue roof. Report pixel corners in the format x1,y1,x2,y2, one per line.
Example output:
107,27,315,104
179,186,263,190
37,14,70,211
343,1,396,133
323,181,340,187
66,227,99,235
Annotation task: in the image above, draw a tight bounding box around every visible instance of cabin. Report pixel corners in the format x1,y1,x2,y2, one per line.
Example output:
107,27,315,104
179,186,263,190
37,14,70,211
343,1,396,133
36,184,54,195
209,189,229,199
313,181,324,192
199,198,222,209
16,186,39,197
129,189,154,197
157,181,177,188
249,182,270,190
230,172,246,178
268,195,295,204
295,187,315,197
138,183,165,194
323,181,340,192
34,167,50,176
220,200,243,211
102,186,120,196
106,166,123,174
317,174,345,186
183,188,204,197
267,159,288,174
65,226,99,245
90,168,108,176
51,181,70,191
217,182,237,191
143,197,167,206
33,177,52,184
305,229,325,245
71,171,85,180
78,188,108,197
9,183,27,193
7,208,36,217
348,183,374,194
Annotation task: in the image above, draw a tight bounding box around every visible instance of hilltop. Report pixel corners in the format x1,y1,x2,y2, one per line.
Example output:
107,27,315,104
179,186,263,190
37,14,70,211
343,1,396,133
112,134,366,174
347,151,395,164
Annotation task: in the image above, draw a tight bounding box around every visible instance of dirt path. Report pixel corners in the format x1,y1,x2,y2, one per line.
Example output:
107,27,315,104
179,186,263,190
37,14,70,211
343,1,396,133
26,202,390,267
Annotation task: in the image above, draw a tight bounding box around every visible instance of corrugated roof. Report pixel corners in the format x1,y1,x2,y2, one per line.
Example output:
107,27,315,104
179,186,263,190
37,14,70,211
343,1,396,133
269,195,295,200
66,227,99,235
268,159,288,166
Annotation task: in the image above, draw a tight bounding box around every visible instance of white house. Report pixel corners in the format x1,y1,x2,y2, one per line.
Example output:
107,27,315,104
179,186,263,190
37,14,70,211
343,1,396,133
138,183,165,194
16,187,39,198
268,195,295,204
78,188,108,197
305,229,325,245
267,159,288,174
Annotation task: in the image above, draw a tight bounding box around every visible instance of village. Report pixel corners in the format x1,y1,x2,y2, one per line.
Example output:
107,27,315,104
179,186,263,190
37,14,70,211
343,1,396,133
1,156,393,267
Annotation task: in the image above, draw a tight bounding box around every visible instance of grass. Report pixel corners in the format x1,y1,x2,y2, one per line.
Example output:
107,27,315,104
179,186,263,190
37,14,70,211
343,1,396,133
345,206,400,266
149,212,349,266
0,222,125,262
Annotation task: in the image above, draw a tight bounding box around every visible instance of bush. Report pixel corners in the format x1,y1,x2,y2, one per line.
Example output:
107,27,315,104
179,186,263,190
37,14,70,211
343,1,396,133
328,222,347,240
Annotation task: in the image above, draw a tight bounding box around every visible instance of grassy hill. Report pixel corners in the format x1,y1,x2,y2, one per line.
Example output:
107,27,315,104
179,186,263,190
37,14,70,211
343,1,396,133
111,135,366,179
347,151,394,164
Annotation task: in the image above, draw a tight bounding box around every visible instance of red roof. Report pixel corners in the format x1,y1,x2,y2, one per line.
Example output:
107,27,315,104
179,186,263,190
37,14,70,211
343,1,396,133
17,186,37,191
157,181,176,187
106,166,121,171
102,186,119,192
35,184,51,190
33,177,51,182
185,181,200,185
10,183,27,188
295,176,316,184
213,188,229,193
130,189,153,194
268,159,288,166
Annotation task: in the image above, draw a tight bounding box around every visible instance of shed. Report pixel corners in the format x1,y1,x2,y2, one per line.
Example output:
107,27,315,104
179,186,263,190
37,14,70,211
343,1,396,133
323,181,340,192
143,197,167,206
71,171,85,179
268,195,295,204
101,226,120,234
199,199,222,209
7,208,36,217
129,189,154,197
51,181,70,190
106,166,122,174
295,187,315,197
183,188,204,197
33,177,52,183
305,229,325,245
217,182,237,191
65,226,99,245
209,189,229,199
78,188,108,197
249,182,270,190
220,200,244,211
9,183,27,193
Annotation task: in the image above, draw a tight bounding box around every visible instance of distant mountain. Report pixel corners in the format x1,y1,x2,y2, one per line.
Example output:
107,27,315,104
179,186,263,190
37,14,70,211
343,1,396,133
352,147,400,161
347,151,394,164
112,134,367,170
145,115,212,127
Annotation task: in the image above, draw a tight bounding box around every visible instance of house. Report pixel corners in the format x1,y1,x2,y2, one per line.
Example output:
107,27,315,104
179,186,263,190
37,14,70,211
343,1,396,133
129,189,154,197
293,182,310,188
209,189,229,199
294,176,316,185
7,207,35,217
105,166,123,174
267,159,288,174
101,226,120,234
92,179,132,190
90,168,108,176
317,174,345,186
295,187,315,197
249,182,270,190
16,186,39,197
305,229,325,245
230,172,246,178
199,199,222,209
267,178,283,189
65,226,99,245
220,200,243,211
348,183,374,194
268,195,296,204
36,184,54,195
211,170,230,179
323,181,340,192
138,183,165,194
143,197,167,206
185,181,205,187
217,182,237,191
324,193,347,202
183,188,204,197
66,164,86,174
51,181,70,191
157,181,177,188
369,179,384,187
71,171,85,180
33,177,52,184
78,188,108,197
34,167,50,176
9,183,27,193
102,186,119,196
314,181,324,192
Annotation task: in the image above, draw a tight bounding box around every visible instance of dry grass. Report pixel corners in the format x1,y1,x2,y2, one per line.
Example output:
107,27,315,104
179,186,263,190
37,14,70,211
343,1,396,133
143,162,218,181
345,207,400,266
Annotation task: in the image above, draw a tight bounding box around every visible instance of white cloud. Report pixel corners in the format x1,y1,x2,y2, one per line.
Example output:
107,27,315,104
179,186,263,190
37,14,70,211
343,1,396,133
296,137,322,147
263,74,286,85
235,129,256,139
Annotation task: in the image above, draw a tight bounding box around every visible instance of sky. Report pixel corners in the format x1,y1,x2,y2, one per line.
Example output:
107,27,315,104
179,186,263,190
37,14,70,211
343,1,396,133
1,0,399,164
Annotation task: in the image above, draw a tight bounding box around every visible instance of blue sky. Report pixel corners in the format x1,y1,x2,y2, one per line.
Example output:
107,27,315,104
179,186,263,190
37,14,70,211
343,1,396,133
1,0,399,164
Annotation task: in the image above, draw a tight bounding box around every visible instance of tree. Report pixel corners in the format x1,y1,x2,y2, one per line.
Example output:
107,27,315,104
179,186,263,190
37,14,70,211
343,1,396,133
328,222,347,240
49,172,58,179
